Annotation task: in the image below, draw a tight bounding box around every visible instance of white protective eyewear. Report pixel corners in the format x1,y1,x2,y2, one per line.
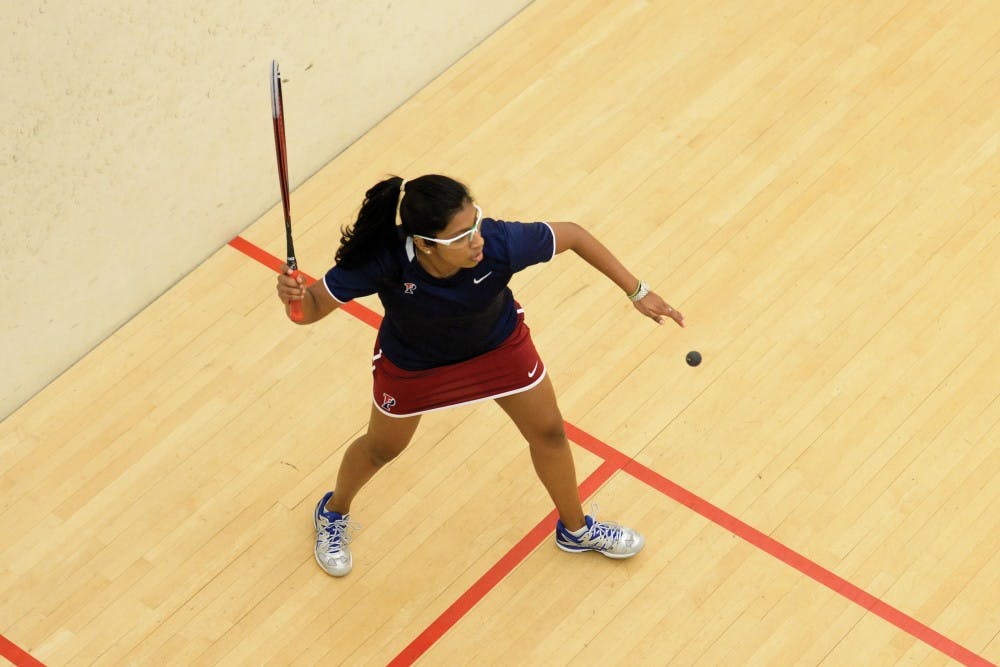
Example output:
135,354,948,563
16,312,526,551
412,205,483,247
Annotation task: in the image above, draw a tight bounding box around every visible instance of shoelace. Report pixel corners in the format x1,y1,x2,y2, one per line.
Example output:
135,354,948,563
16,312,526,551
584,518,624,549
571,504,623,549
318,514,360,552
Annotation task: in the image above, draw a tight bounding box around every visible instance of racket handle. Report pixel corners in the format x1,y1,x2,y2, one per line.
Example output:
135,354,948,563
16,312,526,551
287,269,305,322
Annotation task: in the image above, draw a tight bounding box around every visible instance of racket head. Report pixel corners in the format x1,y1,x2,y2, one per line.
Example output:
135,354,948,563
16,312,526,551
270,60,281,119
271,60,303,321
270,61,291,214
270,60,296,271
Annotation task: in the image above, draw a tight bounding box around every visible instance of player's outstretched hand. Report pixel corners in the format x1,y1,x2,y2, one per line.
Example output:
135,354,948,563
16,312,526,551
634,291,684,327
276,263,306,305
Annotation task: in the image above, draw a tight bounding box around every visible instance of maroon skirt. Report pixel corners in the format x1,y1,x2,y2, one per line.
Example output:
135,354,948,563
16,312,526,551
372,313,545,417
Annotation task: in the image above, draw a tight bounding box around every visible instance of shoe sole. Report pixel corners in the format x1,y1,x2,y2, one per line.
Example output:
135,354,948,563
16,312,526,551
555,541,643,559
314,549,352,577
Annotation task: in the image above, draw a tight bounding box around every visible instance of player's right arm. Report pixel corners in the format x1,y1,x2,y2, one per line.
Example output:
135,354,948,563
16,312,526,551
276,264,341,324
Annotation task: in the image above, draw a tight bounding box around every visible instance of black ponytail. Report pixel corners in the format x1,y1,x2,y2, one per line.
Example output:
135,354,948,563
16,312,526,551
335,176,403,268
335,174,470,268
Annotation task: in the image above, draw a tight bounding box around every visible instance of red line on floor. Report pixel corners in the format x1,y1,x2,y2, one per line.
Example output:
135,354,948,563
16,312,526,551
388,460,620,666
559,422,992,666
228,237,383,329
228,235,285,273
620,461,992,667
230,235,995,667
0,634,46,667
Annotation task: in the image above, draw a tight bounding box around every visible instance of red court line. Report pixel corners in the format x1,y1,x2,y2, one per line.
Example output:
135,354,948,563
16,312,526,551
0,634,45,667
388,460,620,666
230,235,995,667
620,463,993,667
227,236,381,328
561,423,993,666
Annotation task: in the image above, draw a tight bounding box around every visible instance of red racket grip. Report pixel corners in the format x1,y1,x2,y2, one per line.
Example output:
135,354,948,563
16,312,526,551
287,269,305,322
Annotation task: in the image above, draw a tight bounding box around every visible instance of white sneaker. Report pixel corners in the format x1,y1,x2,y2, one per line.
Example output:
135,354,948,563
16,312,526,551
555,511,644,559
313,491,358,577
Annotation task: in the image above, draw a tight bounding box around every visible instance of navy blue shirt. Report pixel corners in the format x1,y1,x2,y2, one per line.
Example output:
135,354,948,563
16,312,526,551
323,218,555,370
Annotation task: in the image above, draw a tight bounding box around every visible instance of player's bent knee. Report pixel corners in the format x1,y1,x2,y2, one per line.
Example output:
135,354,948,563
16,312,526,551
362,437,408,468
527,422,568,450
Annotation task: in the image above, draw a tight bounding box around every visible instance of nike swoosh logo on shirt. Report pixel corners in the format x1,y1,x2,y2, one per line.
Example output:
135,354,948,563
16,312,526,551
527,361,539,378
473,271,493,284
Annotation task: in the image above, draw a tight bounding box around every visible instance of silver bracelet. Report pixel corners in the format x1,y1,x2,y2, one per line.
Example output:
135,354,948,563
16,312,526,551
629,280,650,302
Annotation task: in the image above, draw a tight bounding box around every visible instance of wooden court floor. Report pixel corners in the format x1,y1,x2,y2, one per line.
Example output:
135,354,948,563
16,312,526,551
2,0,998,664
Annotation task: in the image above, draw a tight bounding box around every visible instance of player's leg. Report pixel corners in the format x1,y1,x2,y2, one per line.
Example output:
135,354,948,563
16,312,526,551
495,375,644,559
327,403,421,515
494,375,585,529
314,404,421,576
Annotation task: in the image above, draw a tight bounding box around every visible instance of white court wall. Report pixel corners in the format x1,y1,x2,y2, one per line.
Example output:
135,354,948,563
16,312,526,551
0,1,532,418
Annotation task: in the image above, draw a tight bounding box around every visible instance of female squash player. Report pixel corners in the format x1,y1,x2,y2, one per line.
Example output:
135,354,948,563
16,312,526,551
276,175,684,576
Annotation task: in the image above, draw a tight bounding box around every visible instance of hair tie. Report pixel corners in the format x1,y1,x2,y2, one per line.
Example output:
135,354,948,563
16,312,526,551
396,178,407,227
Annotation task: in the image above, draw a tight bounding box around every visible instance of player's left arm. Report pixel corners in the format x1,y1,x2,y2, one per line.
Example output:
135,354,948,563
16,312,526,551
549,221,684,327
